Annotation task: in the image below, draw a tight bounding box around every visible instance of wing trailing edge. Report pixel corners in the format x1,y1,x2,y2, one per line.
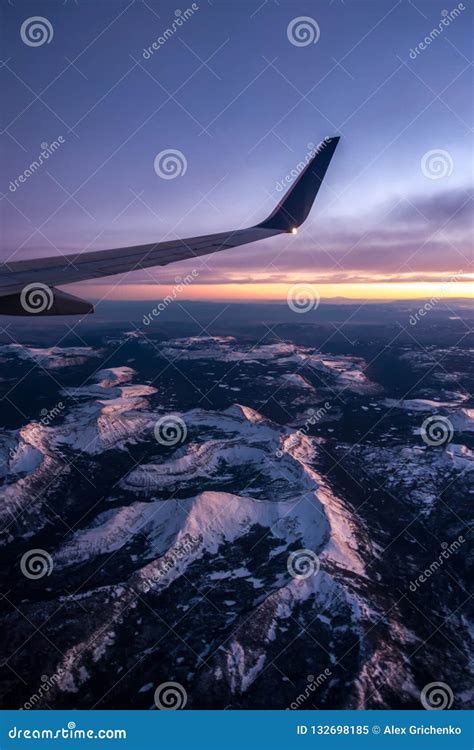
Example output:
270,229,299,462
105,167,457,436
0,137,340,315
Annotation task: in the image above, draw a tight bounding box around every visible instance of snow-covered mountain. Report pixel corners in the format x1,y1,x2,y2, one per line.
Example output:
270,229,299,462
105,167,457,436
0,332,471,710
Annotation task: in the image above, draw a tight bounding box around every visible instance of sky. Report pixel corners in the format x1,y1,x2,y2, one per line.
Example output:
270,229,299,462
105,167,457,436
1,0,473,303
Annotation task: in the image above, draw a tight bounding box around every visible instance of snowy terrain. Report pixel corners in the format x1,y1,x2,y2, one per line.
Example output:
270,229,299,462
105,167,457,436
0,332,471,710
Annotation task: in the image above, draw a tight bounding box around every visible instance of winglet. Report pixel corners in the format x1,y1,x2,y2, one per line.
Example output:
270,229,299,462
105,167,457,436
256,136,340,232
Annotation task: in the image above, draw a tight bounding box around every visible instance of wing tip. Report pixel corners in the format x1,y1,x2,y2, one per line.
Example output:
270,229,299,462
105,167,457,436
256,135,340,232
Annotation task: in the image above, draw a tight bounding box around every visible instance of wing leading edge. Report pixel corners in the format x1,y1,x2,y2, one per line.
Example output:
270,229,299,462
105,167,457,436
0,137,339,315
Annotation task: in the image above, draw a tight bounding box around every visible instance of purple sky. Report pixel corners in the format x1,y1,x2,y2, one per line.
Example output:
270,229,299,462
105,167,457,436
1,0,472,298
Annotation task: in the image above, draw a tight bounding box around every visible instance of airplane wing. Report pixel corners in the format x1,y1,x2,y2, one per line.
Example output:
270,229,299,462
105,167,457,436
0,137,339,315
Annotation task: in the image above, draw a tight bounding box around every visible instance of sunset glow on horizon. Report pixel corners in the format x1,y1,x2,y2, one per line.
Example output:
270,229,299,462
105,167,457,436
2,0,472,311
79,279,474,304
